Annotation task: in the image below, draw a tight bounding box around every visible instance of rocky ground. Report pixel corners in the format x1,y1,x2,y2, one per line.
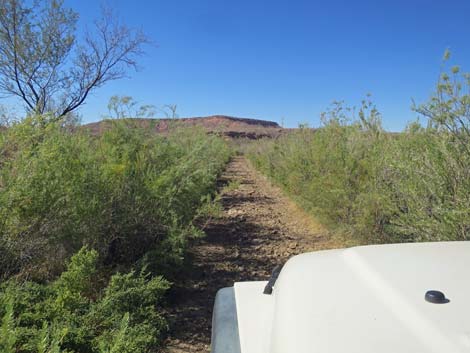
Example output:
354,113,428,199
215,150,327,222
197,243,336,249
163,156,341,352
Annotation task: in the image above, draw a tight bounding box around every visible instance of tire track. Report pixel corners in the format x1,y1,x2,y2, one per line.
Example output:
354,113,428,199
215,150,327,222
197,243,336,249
164,156,339,352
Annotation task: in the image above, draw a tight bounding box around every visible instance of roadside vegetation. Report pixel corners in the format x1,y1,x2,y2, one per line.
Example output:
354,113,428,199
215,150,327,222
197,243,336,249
247,57,470,244
0,117,230,352
0,1,234,351
1,0,469,351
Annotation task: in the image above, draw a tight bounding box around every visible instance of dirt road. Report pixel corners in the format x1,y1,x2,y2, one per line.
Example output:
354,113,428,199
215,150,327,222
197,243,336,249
164,156,340,352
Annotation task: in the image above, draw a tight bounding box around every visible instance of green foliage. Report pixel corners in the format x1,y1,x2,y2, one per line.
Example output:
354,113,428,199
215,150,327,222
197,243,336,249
54,247,98,313
36,322,68,353
97,313,130,353
0,296,16,353
388,57,470,241
248,98,387,239
105,96,156,120
0,117,230,279
247,64,470,243
0,114,230,350
0,247,170,353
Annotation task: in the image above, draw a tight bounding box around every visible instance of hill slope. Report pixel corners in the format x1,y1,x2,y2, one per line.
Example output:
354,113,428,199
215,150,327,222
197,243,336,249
83,115,284,139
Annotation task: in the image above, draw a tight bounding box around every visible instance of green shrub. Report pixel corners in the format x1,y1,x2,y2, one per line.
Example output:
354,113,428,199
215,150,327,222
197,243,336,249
0,115,230,350
248,98,390,241
0,117,230,279
0,247,170,353
247,61,470,243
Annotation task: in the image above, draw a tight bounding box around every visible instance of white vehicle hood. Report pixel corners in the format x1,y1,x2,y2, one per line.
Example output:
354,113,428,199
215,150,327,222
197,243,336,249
234,241,470,353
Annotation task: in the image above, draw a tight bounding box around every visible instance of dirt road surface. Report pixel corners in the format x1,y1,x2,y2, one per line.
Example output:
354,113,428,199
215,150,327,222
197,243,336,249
164,156,340,353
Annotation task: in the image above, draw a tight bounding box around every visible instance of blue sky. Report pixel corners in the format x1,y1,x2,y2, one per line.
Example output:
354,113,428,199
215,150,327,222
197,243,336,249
55,1,470,129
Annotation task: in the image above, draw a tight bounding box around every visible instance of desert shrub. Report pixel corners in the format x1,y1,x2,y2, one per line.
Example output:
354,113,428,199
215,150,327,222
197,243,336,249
0,117,230,279
0,247,170,353
382,60,470,241
248,98,391,241
0,115,230,350
248,60,470,243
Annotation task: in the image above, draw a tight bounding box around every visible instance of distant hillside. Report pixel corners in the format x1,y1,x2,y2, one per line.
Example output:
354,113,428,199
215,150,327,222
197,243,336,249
83,115,285,139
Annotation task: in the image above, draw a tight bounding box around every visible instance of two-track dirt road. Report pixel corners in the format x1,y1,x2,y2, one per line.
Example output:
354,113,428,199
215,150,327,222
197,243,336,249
164,156,340,352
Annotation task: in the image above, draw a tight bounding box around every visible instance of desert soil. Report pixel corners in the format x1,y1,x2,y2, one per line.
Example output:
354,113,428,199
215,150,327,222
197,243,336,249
163,156,341,353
